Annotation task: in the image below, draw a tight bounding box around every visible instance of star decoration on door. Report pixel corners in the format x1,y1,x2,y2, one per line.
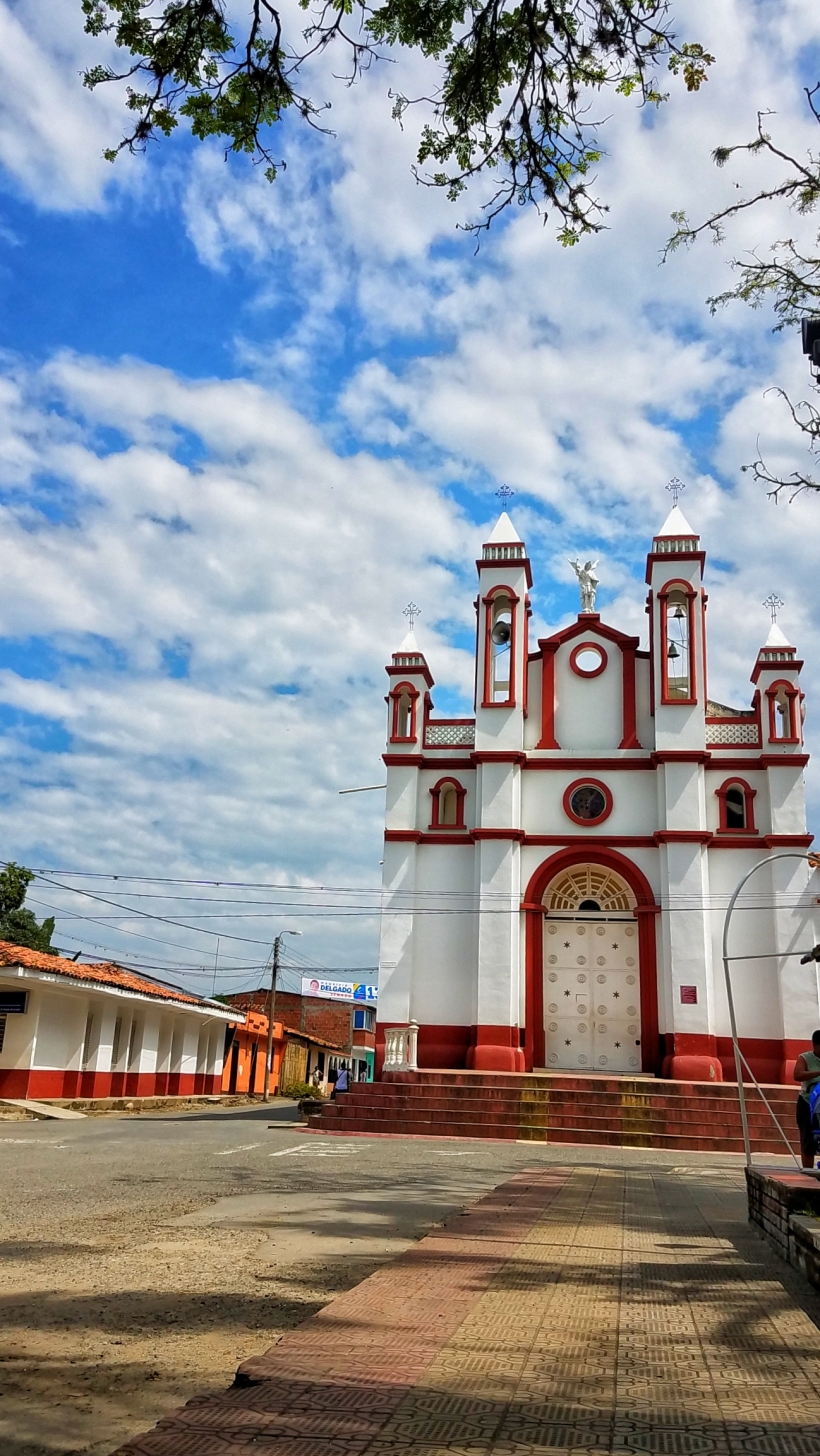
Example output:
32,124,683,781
611,943,618,950
613,991,620,999
565,1039,572,1046
614,1041,621,1048
564,989,571,997
564,941,571,948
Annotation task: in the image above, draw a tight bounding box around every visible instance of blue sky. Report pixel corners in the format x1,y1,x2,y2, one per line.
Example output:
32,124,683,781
1,0,819,992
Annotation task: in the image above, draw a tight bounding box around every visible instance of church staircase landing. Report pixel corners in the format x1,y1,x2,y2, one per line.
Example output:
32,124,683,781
308,1070,800,1155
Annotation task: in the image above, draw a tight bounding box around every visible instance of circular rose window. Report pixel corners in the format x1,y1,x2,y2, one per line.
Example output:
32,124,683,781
569,642,607,677
563,778,612,825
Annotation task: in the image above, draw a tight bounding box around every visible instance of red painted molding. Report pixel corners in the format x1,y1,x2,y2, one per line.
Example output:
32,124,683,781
524,756,654,771
472,751,527,765
654,830,712,845
481,583,520,709
562,777,613,827
472,828,526,842
536,642,559,749
762,833,814,848
384,830,423,842
760,754,810,768
383,754,424,766
658,579,698,707
645,550,706,583
386,662,434,688
751,656,803,685
620,642,642,750
475,556,533,587
537,614,641,653
651,751,711,765
524,835,658,847
569,641,608,677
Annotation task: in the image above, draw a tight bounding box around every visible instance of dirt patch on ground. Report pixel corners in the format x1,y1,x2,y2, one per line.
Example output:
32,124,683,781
0,1216,384,1456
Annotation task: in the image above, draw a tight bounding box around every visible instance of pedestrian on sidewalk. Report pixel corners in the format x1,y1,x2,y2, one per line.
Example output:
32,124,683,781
334,1065,350,1097
794,1030,820,1168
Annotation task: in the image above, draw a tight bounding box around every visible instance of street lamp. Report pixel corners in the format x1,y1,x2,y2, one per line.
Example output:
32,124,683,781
722,851,819,1168
263,930,302,1103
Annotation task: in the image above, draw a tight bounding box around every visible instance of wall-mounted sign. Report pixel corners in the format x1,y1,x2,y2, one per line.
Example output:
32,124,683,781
301,977,377,1004
679,985,698,1005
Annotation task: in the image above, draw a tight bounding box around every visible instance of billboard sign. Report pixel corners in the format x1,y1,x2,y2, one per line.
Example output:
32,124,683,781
301,977,377,1004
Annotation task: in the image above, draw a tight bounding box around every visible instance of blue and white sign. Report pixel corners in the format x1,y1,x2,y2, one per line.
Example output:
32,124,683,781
301,977,378,1004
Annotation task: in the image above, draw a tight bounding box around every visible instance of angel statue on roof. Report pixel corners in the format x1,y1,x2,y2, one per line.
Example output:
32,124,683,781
569,558,599,614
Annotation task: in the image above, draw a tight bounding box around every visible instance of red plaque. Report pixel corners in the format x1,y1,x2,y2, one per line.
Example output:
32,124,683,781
680,985,698,1005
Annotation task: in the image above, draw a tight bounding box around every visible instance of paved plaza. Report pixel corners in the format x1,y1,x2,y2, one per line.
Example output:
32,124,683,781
117,1158,820,1456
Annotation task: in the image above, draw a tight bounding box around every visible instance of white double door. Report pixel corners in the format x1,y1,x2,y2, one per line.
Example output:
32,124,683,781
544,916,641,1073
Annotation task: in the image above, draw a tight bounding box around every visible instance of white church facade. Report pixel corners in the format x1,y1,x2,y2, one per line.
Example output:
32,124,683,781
376,506,817,1085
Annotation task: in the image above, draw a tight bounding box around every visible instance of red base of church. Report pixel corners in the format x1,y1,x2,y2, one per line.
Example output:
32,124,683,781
0,1068,222,1099
376,1024,805,1086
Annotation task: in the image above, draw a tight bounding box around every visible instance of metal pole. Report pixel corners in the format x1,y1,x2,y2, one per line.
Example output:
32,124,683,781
722,851,810,1169
263,934,281,1104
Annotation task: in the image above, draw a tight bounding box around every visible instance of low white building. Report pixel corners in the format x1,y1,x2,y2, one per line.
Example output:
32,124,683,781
377,506,817,1085
0,941,236,1100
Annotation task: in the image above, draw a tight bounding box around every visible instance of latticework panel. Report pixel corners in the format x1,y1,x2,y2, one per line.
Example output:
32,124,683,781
545,864,636,912
425,723,475,746
705,720,759,745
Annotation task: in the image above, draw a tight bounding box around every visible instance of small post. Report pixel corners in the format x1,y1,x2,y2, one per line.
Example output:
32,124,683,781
263,935,282,1104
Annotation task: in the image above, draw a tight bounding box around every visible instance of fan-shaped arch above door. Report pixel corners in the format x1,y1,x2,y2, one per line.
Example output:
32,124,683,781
544,864,637,914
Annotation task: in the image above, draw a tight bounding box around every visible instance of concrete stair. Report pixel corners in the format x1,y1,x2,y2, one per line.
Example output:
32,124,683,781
307,1070,800,1154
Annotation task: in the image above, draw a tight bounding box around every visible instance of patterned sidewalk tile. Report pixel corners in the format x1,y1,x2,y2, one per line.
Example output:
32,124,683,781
114,1163,820,1456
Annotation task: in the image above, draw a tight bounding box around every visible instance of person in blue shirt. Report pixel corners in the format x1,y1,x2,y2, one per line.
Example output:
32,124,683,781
794,1031,820,1168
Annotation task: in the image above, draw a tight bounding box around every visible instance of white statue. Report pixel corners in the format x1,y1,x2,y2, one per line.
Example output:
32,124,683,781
569,558,599,614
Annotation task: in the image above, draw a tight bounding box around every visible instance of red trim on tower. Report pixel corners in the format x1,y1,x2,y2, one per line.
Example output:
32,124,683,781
658,579,697,706
536,643,559,748
645,550,706,584
619,641,642,749
481,584,520,709
765,679,801,744
388,681,420,743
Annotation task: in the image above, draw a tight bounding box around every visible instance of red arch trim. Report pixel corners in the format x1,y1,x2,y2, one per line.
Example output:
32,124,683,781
522,846,661,1074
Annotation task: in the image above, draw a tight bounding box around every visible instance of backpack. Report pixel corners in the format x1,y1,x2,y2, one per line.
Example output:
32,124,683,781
808,1081,820,1151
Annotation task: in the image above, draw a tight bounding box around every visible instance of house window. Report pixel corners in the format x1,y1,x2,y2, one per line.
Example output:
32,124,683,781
716,779,757,835
661,585,694,702
353,1007,374,1031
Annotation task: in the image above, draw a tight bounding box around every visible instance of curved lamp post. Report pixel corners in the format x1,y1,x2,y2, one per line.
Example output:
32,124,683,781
722,851,817,1168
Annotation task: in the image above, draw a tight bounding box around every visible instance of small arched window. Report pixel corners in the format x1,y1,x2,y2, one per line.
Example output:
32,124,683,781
430,777,466,830
716,779,757,835
389,683,418,743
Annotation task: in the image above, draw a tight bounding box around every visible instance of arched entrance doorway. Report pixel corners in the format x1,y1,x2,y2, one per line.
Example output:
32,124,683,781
523,848,660,1074
543,865,639,1073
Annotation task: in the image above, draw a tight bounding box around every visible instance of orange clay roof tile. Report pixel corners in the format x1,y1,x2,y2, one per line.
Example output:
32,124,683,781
0,940,219,1010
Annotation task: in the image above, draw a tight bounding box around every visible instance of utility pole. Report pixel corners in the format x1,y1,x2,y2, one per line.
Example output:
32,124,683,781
263,935,282,1104
263,930,301,1101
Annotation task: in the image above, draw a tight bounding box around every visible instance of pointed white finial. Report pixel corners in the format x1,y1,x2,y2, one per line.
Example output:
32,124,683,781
763,593,784,624
667,477,685,509
403,601,421,632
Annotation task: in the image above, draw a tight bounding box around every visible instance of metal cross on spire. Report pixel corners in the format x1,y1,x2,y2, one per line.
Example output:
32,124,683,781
763,593,784,624
666,477,686,508
403,601,421,632
496,485,515,508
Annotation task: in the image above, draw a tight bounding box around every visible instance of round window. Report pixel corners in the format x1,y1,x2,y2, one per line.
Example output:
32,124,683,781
569,784,606,820
569,642,607,677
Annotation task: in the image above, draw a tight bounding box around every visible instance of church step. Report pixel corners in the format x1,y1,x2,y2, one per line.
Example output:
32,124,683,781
308,1112,795,1154
382,1071,797,1098
324,1091,796,1125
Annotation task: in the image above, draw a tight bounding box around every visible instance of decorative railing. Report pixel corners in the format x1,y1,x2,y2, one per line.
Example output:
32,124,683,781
705,721,760,745
482,543,525,560
758,648,795,664
652,536,699,554
383,1022,419,1072
392,653,426,668
425,722,475,747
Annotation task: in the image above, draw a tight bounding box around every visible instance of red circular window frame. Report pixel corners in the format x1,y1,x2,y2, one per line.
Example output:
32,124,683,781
563,777,613,826
569,642,608,678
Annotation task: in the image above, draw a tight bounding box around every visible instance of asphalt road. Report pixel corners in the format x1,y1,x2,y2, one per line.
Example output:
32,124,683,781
0,1102,795,1456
